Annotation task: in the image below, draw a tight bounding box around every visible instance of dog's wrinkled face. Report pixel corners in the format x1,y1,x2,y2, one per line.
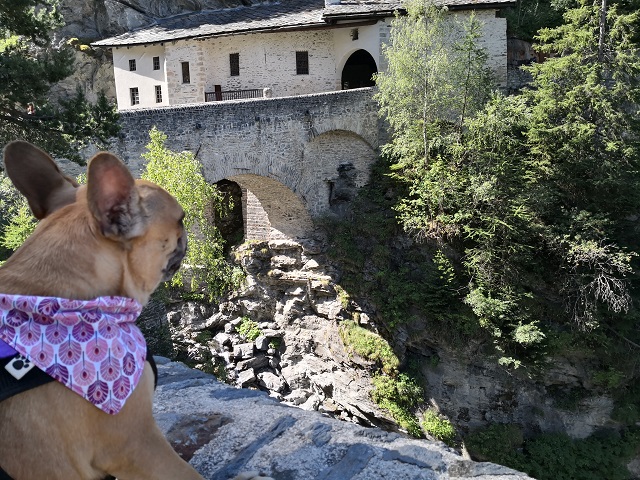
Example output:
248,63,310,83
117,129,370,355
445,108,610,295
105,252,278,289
125,179,188,288
2,141,188,304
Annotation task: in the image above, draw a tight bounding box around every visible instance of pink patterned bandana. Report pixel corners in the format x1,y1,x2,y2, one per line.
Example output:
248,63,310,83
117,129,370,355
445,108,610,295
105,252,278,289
0,294,145,415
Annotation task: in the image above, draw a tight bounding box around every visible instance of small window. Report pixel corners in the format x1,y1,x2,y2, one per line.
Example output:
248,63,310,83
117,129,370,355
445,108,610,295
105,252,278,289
155,85,162,103
153,56,160,70
129,59,136,71
181,62,190,84
296,51,309,75
229,53,239,77
130,87,139,106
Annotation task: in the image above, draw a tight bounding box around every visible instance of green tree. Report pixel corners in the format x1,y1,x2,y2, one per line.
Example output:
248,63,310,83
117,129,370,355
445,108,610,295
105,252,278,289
523,2,640,328
142,127,243,300
0,0,119,162
378,0,640,366
375,0,494,166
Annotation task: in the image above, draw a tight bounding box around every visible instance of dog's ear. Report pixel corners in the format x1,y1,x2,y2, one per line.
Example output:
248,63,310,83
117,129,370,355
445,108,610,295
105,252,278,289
87,152,145,241
3,141,79,219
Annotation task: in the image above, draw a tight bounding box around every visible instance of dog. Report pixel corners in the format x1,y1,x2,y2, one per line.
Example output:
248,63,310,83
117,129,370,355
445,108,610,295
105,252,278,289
0,141,204,479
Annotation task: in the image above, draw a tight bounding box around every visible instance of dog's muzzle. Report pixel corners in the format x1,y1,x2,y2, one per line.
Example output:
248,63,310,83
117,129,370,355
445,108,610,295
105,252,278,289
162,232,187,282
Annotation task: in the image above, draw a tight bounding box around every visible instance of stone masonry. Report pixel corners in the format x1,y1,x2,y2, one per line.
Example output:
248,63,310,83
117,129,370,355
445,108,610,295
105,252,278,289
114,88,381,241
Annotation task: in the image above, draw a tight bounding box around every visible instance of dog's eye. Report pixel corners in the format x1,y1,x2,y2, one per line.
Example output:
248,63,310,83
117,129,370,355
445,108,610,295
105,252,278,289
178,213,185,227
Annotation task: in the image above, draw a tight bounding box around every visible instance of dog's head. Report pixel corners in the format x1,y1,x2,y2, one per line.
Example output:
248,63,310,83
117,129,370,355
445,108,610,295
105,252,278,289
2,141,187,304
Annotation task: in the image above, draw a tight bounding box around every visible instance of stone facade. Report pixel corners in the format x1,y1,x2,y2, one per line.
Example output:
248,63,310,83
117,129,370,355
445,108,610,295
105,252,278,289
114,88,380,241
101,4,509,111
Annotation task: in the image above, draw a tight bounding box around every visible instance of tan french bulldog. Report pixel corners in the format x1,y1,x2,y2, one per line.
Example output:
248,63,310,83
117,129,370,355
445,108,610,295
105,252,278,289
0,141,204,479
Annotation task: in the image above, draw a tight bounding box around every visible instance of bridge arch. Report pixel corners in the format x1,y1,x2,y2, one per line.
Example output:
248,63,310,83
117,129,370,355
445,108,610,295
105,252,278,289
301,129,378,217
225,174,314,242
115,89,381,240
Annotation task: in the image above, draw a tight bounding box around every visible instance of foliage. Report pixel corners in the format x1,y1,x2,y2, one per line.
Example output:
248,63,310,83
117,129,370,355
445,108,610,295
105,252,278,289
371,373,424,437
237,317,262,341
612,382,640,424
142,127,244,300
0,173,30,259
500,0,567,41
339,320,400,374
377,0,640,367
465,423,524,463
324,159,473,347
375,0,494,166
0,0,120,162
421,409,457,446
1,199,36,251
466,425,640,480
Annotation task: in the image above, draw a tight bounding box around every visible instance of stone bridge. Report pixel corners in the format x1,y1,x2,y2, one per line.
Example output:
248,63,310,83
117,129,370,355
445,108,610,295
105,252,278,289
115,88,382,241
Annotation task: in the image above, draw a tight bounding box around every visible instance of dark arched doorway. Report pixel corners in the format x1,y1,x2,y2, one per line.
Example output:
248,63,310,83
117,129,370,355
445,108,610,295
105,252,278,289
214,179,244,253
341,49,377,89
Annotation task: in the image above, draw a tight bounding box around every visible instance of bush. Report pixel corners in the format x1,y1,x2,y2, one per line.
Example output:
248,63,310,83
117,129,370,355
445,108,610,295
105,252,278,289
422,409,457,446
237,317,262,341
142,127,244,300
465,424,640,480
371,373,424,437
339,320,399,374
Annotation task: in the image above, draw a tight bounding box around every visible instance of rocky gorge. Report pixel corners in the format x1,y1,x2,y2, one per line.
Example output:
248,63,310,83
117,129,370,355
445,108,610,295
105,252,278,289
140,233,640,478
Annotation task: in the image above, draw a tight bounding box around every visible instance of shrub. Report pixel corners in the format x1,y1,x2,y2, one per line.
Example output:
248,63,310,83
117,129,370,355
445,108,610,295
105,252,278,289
371,373,424,437
237,317,262,341
465,424,640,480
422,409,457,446
339,320,399,374
142,127,244,300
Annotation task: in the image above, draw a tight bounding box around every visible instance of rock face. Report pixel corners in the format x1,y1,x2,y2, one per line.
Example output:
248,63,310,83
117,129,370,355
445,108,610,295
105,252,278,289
168,238,395,431
153,356,534,480
166,238,620,443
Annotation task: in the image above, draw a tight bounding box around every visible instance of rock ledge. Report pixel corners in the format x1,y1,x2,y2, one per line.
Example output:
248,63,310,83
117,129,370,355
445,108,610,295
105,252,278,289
153,357,533,480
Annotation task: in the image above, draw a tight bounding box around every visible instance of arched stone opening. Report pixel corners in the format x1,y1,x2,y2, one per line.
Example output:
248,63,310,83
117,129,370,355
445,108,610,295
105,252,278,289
301,130,378,218
227,174,315,242
341,49,377,90
213,179,244,253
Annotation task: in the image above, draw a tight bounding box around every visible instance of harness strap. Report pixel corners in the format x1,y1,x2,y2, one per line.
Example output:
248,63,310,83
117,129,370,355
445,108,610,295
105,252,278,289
0,465,12,480
0,354,158,480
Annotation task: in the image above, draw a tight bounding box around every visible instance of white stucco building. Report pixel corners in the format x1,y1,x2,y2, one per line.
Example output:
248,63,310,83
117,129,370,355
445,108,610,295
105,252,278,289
92,0,515,111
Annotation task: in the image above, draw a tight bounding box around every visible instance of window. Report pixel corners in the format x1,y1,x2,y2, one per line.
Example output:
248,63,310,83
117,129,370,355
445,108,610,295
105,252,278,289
155,85,162,103
296,51,309,75
229,53,239,77
181,62,190,83
153,56,160,70
129,59,136,71
130,87,139,106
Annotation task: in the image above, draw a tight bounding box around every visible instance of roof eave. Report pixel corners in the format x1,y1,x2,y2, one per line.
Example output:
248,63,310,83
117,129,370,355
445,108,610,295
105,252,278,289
446,1,516,10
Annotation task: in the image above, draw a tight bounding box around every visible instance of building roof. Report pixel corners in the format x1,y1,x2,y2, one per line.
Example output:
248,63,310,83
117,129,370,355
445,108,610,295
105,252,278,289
92,0,514,48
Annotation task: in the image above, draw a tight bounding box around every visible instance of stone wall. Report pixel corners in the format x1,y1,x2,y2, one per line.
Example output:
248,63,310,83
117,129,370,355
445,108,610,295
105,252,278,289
114,88,380,240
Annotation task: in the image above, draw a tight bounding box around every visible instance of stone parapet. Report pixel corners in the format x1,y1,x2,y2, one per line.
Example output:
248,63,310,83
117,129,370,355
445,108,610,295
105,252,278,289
154,357,534,480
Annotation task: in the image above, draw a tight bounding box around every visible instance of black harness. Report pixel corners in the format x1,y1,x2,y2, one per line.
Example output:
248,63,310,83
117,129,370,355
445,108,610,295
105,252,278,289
0,353,157,480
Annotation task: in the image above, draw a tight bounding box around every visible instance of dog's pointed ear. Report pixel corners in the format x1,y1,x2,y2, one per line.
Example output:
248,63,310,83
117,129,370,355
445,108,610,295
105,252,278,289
87,152,145,241
3,141,79,219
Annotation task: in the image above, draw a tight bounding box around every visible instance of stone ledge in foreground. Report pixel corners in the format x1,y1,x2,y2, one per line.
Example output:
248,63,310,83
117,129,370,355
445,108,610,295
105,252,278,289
152,357,534,480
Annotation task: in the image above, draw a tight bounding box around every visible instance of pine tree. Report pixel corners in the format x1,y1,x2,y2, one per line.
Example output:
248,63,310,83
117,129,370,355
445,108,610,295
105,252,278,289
0,0,119,162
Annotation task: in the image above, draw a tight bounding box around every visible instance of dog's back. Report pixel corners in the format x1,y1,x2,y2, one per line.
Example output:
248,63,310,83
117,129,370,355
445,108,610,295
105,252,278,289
0,141,202,480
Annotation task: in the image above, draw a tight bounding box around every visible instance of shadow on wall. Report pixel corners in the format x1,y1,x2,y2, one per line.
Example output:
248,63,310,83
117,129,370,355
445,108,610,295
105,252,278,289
228,174,315,241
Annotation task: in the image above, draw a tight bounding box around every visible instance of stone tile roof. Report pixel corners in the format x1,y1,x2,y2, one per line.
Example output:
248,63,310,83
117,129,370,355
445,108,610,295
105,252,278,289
92,0,514,47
